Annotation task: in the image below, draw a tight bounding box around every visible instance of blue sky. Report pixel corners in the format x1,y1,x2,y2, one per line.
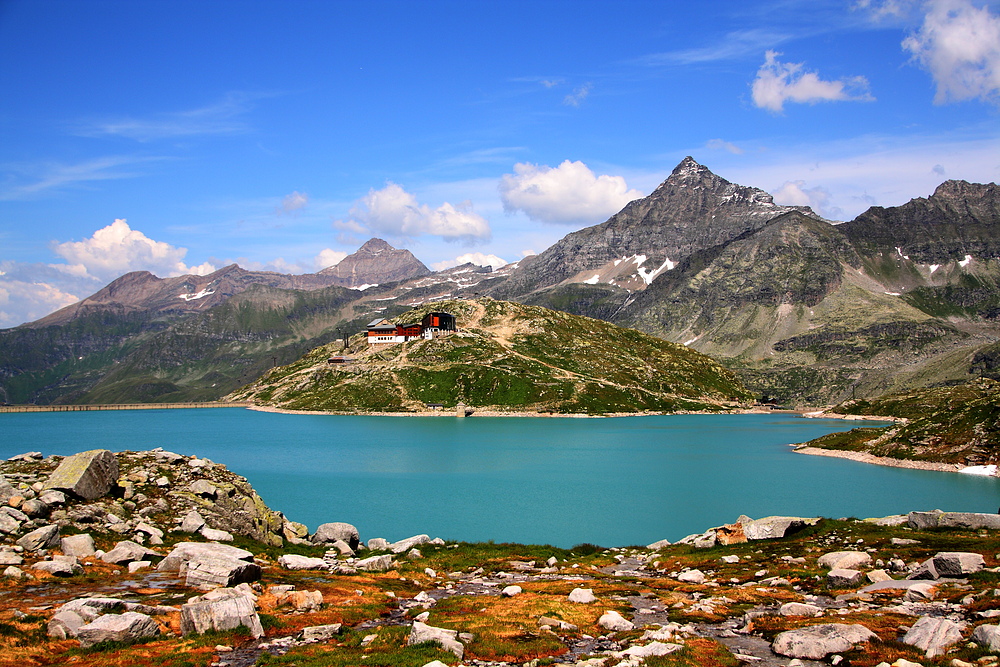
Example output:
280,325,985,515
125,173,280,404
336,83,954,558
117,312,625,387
1,0,999,327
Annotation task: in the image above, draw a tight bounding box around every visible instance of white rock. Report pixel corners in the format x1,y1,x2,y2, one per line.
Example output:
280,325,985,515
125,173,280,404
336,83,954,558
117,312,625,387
278,554,329,570
407,621,463,659
568,587,596,603
501,585,522,597
76,611,160,648
598,610,634,632
677,569,706,584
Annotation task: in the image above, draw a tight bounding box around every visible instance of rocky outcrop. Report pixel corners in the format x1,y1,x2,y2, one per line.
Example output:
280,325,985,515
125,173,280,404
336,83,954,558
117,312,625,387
45,449,119,501
76,612,161,648
771,623,878,659
181,589,264,638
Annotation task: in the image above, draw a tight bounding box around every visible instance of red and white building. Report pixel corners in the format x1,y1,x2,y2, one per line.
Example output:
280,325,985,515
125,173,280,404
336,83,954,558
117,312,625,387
366,311,456,345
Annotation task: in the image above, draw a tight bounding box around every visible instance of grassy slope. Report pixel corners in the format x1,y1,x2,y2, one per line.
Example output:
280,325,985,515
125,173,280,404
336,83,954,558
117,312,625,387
802,378,1000,464
229,298,752,414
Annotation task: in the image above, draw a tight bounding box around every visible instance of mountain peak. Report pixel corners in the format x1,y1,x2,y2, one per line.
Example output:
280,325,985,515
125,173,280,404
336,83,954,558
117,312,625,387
358,238,394,255
670,156,712,180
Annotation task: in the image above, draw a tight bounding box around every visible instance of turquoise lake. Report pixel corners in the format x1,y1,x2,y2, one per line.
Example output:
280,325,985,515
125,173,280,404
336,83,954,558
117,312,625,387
2,408,997,548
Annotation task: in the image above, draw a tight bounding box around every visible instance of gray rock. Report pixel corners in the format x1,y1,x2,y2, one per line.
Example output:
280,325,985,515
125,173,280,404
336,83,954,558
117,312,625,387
188,480,218,498
101,540,158,565
47,609,87,639
283,521,309,541
904,583,937,602
199,525,234,542
818,551,872,570
646,539,672,550
389,534,430,554
407,621,463,659
181,593,263,638
501,585,522,597
933,551,985,577
0,475,17,503
278,554,330,570
598,610,634,632
677,569,706,584
330,539,355,556
568,587,596,603
538,616,578,631
742,516,818,540
0,513,19,535
45,449,119,501
38,489,67,506
972,624,1000,651
17,524,60,551
908,510,1000,530
33,557,82,576
3,566,27,579
157,542,254,571
135,522,164,541
20,498,49,518
772,623,878,659
185,555,262,590
179,510,206,533
0,551,23,567
355,554,394,572
311,522,360,550
61,534,96,559
1,506,28,522
902,616,965,657
76,611,160,648
827,568,864,588
367,537,390,550
301,623,342,641
779,602,823,616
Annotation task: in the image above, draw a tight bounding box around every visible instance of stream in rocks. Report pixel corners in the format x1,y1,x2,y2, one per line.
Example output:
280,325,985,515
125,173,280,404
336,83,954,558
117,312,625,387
4,409,998,547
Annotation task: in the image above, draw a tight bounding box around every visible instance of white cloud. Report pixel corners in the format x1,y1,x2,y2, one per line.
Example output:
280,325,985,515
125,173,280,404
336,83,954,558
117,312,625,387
771,180,842,219
431,252,509,272
902,0,1000,105
499,160,643,225
278,191,308,214
315,248,348,270
340,182,491,242
0,279,82,328
77,92,260,141
0,155,166,201
52,219,216,281
563,83,592,107
751,50,875,112
706,139,745,155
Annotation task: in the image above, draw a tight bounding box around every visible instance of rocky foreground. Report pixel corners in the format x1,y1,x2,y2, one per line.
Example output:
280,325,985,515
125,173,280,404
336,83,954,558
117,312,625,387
3,450,1000,667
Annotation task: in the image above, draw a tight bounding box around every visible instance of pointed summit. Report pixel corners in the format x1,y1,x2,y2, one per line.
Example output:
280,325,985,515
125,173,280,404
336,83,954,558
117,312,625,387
319,238,430,287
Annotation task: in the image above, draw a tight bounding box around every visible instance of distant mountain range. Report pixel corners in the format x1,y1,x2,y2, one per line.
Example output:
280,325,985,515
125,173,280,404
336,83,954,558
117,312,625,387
3,157,999,407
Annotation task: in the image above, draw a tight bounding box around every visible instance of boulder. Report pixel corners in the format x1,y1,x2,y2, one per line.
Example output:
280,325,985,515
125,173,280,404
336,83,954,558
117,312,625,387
538,616,578,631
908,510,1000,531
367,537,390,550
188,480,218,498
21,498,49,518
772,623,878,660
199,526,234,542
37,489,67,506
61,534,96,559
3,566,26,579
76,611,160,648
330,539,355,556
742,516,818,540
33,557,82,576
278,554,330,570
282,521,309,541
407,621,463,659
818,551,872,570
932,552,985,577
47,609,87,639
904,583,937,602
45,449,119,501
677,569,706,584
273,589,323,611
17,524,60,551
568,587,596,604
181,593,263,638
598,610,634,632
0,475,18,503
311,522,360,550
622,642,683,658
179,510,206,533
184,555,262,590
390,534,431,554
355,554,394,572
0,551,23,567
779,602,823,616
646,539,672,550
101,540,158,565
827,569,864,588
157,542,254,571
902,616,965,657
0,513,20,535
301,623,342,641
501,585,522,597
972,624,1000,651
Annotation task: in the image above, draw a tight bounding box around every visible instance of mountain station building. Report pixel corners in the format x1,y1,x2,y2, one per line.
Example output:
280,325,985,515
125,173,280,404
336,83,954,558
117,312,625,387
366,311,456,345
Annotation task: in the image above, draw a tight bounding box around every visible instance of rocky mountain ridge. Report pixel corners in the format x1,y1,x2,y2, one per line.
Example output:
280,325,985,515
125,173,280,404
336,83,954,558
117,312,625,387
317,237,431,288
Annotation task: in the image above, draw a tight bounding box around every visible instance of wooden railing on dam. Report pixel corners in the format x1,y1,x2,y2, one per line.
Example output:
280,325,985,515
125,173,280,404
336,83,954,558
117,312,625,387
0,402,251,413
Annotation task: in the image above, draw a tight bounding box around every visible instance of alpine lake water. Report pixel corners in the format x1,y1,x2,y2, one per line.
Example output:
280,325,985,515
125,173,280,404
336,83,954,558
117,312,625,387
2,408,997,548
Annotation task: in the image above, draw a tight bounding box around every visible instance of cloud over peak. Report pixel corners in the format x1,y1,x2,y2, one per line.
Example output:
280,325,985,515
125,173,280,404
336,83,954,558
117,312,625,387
752,51,875,112
499,160,643,225
337,183,491,242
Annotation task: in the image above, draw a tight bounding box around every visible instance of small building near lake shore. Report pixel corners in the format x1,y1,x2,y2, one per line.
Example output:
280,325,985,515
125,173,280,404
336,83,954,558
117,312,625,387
366,311,456,345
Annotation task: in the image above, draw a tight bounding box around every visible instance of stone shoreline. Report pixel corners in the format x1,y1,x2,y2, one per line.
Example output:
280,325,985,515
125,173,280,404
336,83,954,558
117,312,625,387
792,445,965,474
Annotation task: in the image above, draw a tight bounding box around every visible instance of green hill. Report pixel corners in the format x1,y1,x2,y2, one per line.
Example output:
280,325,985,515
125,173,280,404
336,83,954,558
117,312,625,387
228,298,752,414
801,378,1000,464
